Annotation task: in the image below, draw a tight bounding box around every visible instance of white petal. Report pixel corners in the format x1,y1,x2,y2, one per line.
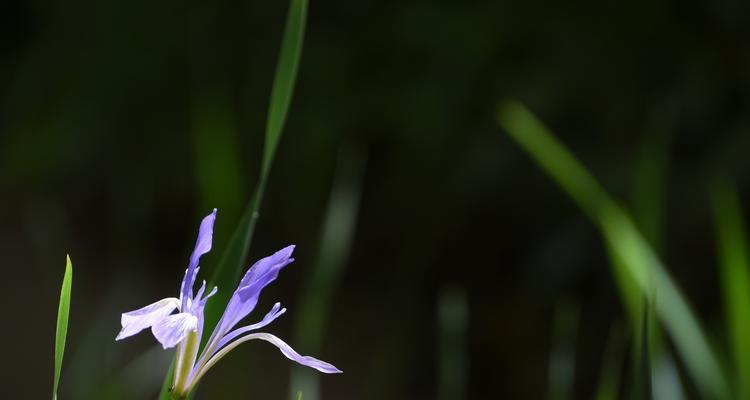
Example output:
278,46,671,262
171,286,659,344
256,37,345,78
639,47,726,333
116,298,179,341
151,312,199,349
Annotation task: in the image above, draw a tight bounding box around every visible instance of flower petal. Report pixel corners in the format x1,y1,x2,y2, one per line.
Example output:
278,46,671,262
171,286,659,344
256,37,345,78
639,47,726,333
251,333,342,373
216,303,286,350
216,246,295,335
193,332,341,387
116,297,179,341
151,312,199,349
181,209,217,309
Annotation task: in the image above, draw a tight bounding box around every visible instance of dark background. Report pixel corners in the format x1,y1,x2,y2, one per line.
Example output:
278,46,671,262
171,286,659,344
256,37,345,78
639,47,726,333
2,0,750,398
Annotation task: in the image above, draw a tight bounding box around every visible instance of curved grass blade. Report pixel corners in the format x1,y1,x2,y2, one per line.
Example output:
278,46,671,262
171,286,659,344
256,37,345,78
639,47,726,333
202,0,309,345
161,0,309,396
712,179,750,399
53,255,73,400
497,101,730,400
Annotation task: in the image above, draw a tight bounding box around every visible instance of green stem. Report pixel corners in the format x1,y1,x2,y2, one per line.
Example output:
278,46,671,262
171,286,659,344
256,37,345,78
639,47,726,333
172,331,200,398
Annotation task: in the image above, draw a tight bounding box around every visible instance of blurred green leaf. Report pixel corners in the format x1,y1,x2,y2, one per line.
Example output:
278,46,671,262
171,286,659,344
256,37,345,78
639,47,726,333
53,255,73,400
289,146,364,400
631,301,653,400
631,104,675,252
497,101,730,400
297,391,303,400
547,300,578,400
594,321,626,400
436,288,469,400
712,179,750,399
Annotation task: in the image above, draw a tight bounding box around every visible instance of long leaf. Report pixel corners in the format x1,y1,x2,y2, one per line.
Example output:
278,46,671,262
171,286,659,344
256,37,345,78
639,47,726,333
594,320,626,400
202,0,308,345
631,300,653,400
497,101,730,399
160,0,309,397
712,179,750,399
53,255,73,400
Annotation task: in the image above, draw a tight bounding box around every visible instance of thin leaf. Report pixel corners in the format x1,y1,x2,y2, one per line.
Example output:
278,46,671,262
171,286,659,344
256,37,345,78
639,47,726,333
594,320,626,400
497,101,731,400
203,0,309,332
53,255,73,400
631,300,653,400
289,145,365,400
163,0,309,395
296,391,303,400
712,178,750,399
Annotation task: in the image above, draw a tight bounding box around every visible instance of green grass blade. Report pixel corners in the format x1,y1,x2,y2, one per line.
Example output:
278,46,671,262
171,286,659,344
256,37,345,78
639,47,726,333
631,104,675,252
296,391,303,400
53,255,73,400
204,0,308,317
497,101,730,400
289,146,365,400
712,179,750,399
631,300,653,400
165,0,309,395
594,321,626,400
261,0,307,177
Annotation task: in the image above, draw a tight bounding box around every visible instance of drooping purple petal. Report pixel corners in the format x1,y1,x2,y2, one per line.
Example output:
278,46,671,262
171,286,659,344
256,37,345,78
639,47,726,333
213,246,295,336
116,297,179,341
250,333,342,373
216,303,287,350
151,312,199,349
180,209,217,310
201,332,341,375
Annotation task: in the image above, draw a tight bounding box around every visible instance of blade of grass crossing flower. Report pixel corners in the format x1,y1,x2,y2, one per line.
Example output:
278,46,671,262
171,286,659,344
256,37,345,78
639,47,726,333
262,0,307,177
497,101,731,400
712,179,750,399
172,0,309,395
205,0,308,318
53,255,73,400
296,391,303,400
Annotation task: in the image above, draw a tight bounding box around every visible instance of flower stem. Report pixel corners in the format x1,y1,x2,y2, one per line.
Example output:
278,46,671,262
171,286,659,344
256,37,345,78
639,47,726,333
172,331,200,398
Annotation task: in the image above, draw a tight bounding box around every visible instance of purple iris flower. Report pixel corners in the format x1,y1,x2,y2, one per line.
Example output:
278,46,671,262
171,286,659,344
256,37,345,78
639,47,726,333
116,209,341,398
